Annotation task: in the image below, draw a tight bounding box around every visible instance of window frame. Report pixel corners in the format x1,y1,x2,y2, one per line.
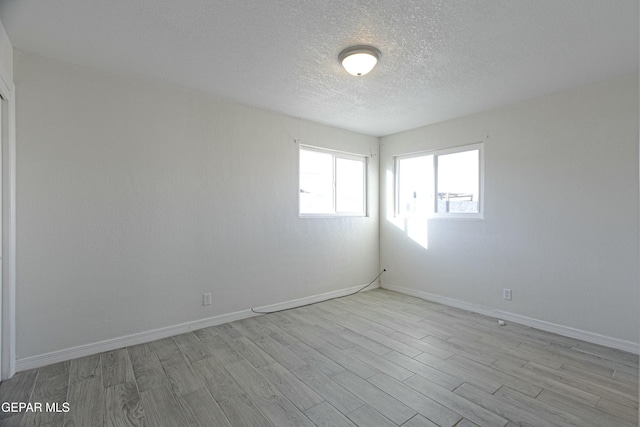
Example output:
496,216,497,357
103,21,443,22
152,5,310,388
395,142,484,219
299,145,368,218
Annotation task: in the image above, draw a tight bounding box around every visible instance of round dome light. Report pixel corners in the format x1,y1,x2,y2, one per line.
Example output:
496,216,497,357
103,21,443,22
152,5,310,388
339,45,381,76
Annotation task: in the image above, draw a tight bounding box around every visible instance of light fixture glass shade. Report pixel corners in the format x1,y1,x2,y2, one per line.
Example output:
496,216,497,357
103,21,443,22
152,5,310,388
339,46,380,76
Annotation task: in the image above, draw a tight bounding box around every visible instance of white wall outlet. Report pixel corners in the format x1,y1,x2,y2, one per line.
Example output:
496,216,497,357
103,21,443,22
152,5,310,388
203,293,212,306
503,288,512,300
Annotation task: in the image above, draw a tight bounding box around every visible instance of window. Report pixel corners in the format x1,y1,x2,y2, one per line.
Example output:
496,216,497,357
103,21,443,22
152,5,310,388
396,143,482,218
299,146,367,216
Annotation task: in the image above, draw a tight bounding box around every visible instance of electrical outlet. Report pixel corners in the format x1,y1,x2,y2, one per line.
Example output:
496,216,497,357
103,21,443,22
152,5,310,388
203,293,212,306
503,288,512,300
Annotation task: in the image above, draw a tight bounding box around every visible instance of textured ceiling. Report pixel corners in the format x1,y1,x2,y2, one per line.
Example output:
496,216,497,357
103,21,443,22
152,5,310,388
0,0,638,136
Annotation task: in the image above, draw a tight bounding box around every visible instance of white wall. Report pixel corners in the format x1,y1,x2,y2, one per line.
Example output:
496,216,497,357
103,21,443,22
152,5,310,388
0,20,12,84
14,51,379,361
0,17,16,379
380,73,639,346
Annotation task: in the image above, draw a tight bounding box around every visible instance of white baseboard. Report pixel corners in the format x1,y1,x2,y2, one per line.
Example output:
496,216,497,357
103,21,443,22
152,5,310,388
16,308,258,372
382,283,640,355
16,282,378,372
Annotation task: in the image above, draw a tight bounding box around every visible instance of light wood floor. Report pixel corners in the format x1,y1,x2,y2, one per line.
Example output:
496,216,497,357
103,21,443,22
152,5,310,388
0,289,638,426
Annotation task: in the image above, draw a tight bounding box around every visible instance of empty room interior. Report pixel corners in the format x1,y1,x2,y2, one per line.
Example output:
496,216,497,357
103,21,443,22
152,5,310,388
0,1,638,426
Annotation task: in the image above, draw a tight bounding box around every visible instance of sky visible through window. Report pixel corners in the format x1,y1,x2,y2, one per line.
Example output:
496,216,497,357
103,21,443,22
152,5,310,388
437,150,479,198
437,150,479,213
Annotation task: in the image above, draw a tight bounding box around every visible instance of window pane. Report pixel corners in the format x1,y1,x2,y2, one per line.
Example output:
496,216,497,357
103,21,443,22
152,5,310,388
300,149,333,214
436,149,479,213
397,155,434,216
336,157,365,213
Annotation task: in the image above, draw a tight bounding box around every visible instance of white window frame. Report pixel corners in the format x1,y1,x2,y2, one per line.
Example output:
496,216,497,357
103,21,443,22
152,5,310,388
395,142,484,219
299,145,368,218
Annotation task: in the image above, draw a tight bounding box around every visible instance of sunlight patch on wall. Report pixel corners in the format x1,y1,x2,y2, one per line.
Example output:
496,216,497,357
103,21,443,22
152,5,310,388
385,169,429,250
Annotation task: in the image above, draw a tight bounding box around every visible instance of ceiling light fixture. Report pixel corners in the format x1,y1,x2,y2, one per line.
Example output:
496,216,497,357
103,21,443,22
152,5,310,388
339,45,381,76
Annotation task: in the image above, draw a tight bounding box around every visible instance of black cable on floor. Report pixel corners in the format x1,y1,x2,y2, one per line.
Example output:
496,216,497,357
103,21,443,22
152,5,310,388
250,269,386,315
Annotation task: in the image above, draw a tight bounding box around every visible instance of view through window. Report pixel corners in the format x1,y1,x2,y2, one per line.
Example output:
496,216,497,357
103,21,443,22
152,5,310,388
300,146,366,216
396,144,482,218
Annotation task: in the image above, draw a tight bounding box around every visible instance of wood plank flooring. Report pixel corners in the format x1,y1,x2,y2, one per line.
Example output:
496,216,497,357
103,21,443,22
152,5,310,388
0,289,637,426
